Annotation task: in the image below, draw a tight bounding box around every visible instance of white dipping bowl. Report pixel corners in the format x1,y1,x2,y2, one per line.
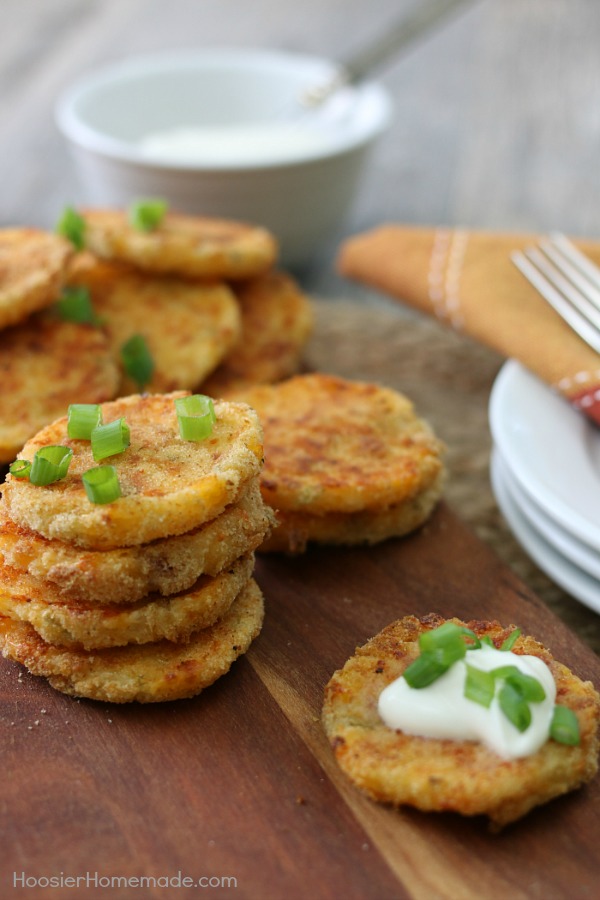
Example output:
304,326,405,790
55,49,392,268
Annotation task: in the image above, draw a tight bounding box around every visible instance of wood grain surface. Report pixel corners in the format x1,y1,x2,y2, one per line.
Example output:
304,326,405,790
1,503,598,900
305,301,600,655
2,3,600,897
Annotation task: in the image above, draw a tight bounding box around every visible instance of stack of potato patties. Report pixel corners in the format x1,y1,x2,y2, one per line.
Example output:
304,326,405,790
234,373,447,554
0,390,274,703
0,207,314,463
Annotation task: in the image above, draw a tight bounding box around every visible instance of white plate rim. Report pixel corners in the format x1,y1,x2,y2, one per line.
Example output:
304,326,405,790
489,360,600,550
495,449,600,580
490,450,600,615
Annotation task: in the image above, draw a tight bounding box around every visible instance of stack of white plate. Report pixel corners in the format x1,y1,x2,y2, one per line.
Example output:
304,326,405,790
489,360,600,614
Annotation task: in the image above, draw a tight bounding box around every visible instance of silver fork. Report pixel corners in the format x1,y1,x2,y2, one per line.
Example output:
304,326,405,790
511,233,600,355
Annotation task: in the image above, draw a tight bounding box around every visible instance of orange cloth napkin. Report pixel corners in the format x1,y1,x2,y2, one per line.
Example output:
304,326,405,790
338,225,600,426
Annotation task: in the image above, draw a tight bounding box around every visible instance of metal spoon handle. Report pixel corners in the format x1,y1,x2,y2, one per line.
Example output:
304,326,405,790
302,0,477,106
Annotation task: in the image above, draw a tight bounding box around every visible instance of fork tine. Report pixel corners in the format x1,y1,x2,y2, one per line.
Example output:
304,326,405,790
549,232,600,298
540,236,600,318
535,241,600,330
511,248,600,355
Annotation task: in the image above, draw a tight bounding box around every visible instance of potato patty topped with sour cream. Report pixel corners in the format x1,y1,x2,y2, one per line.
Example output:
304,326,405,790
323,613,600,829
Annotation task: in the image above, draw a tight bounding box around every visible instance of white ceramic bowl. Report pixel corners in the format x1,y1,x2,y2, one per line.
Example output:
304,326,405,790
55,49,392,268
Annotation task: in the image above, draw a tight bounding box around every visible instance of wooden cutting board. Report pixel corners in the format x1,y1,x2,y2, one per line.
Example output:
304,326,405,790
1,503,598,900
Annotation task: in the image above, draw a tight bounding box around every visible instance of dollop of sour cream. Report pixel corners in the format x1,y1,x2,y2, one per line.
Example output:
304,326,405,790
138,123,338,166
377,644,557,760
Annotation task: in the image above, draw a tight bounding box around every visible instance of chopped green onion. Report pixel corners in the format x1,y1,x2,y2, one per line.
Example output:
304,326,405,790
403,653,449,689
508,672,546,704
91,418,130,461
128,198,167,232
29,445,73,486
491,665,546,703
57,286,100,325
462,630,482,650
419,622,465,652
464,664,496,708
550,705,580,746
9,459,31,479
175,394,216,441
67,404,102,440
56,206,86,250
498,681,532,732
121,334,154,390
418,623,467,668
402,620,555,740
82,465,121,504
500,628,521,651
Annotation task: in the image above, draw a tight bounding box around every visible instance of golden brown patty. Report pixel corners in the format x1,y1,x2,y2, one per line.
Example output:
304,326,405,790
259,483,444,554
67,253,241,393
0,228,73,331
0,311,119,464
0,481,273,605
80,208,277,280
0,577,264,703
1,392,264,549
236,374,445,550
201,270,314,396
0,551,255,650
322,613,600,829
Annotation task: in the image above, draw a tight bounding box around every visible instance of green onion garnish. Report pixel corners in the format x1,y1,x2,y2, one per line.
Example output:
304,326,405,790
82,465,121,504
29,445,73,486
402,652,450,689
464,664,496,708
419,622,468,663
9,459,31,479
91,418,130,461
121,334,154,391
498,681,532,733
57,286,100,325
492,666,546,703
400,621,578,746
422,623,482,667
500,627,521,651
550,705,581,746
128,198,167,232
56,206,86,250
404,623,478,688
175,394,216,441
67,404,103,440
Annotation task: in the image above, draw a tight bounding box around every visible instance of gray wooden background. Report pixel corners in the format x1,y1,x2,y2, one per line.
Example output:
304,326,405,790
2,0,600,293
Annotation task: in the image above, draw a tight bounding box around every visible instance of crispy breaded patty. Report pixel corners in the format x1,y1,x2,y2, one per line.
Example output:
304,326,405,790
236,374,444,549
0,577,264,703
322,613,600,829
237,374,444,515
259,480,444,554
1,392,264,549
0,228,73,331
80,208,277,280
0,311,119,464
201,270,314,396
67,254,241,393
0,551,254,650
0,481,273,604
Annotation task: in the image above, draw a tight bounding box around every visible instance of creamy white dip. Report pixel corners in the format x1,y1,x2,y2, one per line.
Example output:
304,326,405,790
378,644,556,760
138,122,337,165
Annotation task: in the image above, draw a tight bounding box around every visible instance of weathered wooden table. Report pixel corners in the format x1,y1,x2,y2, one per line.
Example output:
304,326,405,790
1,2,599,897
